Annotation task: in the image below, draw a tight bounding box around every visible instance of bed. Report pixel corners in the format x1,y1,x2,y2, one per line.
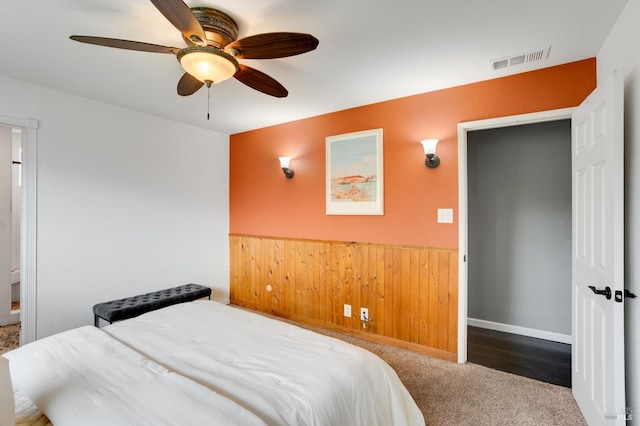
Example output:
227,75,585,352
3,300,425,425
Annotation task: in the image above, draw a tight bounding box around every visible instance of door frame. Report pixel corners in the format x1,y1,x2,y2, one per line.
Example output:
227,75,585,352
0,115,37,345
457,107,575,363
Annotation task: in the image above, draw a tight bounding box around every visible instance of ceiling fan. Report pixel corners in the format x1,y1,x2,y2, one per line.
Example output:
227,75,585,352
70,0,319,99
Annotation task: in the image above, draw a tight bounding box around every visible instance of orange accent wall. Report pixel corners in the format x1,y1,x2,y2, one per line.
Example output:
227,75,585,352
230,59,596,249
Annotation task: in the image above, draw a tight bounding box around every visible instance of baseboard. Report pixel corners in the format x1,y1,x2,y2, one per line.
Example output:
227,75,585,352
467,318,572,344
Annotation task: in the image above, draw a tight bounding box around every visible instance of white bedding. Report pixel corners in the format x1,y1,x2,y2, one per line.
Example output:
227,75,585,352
4,326,266,426
104,300,424,426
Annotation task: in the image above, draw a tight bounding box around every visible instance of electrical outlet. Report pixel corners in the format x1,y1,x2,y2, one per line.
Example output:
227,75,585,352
360,307,368,321
344,304,352,317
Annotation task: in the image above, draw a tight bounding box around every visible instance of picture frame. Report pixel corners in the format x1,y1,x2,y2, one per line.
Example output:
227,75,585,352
326,128,383,215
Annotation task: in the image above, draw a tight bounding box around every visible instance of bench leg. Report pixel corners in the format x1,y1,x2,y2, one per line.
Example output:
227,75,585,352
94,315,99,328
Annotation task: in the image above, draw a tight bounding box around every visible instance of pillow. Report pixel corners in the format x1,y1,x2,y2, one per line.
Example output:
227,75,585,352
0,355,16,426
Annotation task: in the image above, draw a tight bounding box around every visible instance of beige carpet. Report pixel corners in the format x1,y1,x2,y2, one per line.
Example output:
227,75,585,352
0,322,586,425
287,323,587,426
0,323,19,355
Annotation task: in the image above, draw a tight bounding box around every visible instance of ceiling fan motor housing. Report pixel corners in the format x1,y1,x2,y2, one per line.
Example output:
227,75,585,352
185,7,239,49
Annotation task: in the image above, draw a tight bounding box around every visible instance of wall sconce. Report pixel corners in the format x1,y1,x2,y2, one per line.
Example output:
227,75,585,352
278,156,294,179
421,139,440,168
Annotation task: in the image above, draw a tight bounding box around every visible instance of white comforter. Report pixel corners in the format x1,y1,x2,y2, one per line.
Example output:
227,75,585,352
4,326,266,426
104,300,425,426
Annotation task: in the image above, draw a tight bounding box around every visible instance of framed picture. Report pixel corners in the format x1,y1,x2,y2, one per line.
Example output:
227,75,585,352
326,128,383,215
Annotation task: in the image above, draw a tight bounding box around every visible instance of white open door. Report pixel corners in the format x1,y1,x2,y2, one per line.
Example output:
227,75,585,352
572,70,627,424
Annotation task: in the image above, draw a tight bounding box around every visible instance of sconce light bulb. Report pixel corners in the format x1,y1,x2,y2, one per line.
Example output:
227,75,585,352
420,139,439,155
279,157,291,169
279,156,294,178
421,139,440,168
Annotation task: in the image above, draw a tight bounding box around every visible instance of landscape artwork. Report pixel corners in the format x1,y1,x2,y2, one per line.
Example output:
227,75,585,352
326,128,383,215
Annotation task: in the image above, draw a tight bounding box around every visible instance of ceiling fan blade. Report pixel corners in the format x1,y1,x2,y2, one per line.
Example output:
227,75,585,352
150,0,206,46
234,64,288,98
177,72,204,96
226,33,319,59
70,35,179,54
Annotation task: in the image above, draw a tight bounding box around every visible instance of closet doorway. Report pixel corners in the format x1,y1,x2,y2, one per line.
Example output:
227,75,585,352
0,125,21,327
466,119,572,386
0,115,37,346
457,108,574,385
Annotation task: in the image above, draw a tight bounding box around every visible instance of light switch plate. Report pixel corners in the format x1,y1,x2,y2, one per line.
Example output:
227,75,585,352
437,208,454,224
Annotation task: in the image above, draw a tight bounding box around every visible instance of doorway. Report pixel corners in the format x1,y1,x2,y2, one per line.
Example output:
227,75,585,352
457,107,575,365
0,125,21,327
464,119,572,386
467,120,572,338
0,115,37,346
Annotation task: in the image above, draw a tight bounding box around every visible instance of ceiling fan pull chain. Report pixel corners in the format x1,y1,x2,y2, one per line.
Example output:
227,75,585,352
205,80,213,120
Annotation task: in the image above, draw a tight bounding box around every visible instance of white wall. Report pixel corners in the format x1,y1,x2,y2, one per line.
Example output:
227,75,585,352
597,0,640,421
0,74,230,339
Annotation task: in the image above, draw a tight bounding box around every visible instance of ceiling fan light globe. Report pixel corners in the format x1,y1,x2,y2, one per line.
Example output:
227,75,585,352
177,47,238,84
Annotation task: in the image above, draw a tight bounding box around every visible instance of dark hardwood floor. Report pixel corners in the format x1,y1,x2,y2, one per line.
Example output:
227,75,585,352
467,326,572,388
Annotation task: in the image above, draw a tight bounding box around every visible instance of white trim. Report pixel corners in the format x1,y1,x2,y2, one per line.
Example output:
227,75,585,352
457,107,575,364
0,115,37,346
457,128,468,363
468,318,572,344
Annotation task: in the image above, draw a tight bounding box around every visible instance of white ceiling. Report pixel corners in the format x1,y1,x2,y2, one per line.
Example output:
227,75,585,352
0,0,629,135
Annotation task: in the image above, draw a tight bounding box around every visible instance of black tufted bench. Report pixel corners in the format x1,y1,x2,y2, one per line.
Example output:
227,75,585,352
93,284,212,327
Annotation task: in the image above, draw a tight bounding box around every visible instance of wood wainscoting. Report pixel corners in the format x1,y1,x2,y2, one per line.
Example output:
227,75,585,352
230,234,458,361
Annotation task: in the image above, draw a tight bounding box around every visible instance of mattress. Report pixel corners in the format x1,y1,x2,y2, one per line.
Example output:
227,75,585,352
104,300,425,426
5,300,424,425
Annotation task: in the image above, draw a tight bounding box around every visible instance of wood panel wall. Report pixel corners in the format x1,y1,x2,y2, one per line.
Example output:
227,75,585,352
230,235,458,361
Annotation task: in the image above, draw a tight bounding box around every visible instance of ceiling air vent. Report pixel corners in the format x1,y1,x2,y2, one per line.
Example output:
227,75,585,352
490,46,551,71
